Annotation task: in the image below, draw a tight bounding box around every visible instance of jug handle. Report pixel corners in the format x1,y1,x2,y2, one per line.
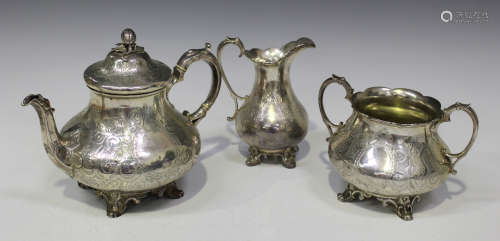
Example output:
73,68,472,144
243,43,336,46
318,74,354,140
172,43,222,126
435,102,479,174
216,36,249,121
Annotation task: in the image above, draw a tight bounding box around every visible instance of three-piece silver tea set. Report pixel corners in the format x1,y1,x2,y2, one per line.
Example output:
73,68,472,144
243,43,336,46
23,29,478,220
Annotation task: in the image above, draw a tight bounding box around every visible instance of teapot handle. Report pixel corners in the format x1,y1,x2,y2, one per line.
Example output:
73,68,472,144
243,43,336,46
435,102,479,174
172,43,222,126
318,74,354,140
216,36,249,121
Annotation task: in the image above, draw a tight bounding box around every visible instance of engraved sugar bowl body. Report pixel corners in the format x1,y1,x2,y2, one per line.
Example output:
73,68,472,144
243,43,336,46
217,36,315,168
22,29,222,217
318,74,478,220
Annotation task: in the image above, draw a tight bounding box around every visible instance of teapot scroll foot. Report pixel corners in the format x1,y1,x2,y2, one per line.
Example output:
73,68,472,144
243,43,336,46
97,190,143,218
158,181,184,199
77,181,183,218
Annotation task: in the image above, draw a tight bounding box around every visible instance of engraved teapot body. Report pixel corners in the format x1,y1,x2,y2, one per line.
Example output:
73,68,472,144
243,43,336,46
217,36,315,168
318,74,478,220
23,29,222,217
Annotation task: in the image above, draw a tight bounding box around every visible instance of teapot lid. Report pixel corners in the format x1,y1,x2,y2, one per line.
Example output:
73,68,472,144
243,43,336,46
84,28,171,95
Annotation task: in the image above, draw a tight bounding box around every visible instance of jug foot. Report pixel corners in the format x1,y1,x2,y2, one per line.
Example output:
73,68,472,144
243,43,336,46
377,195,421,221
246,146,263,166
337,183,372,202
281,146,298,169
77,181,183,218
246,146,299,168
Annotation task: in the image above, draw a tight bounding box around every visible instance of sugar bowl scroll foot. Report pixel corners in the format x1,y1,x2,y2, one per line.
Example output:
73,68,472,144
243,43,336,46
337,183,421,221
337,183,372,201
377,195,421,221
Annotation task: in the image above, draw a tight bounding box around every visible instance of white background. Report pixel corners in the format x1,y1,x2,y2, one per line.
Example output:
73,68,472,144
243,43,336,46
1,0,499,240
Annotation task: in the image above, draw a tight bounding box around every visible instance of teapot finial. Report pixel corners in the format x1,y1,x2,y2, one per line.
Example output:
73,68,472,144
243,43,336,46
120,28,136,52
121,28,136,44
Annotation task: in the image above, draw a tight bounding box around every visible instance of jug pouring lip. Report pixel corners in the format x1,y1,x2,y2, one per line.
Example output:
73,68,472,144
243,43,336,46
243,37,316,66
350,87,444,127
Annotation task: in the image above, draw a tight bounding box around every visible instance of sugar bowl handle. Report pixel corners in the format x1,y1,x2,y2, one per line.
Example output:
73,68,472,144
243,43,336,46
173,43,222,126
216,36,249,121
318,74,354,139
436,102,479,174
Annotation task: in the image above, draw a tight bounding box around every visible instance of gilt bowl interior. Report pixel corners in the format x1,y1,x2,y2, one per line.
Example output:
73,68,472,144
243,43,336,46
351,87,443,125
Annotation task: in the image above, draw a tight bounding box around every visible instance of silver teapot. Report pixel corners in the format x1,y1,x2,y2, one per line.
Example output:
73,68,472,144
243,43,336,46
217,36,315,168
22,29,222,217
318,74,478,220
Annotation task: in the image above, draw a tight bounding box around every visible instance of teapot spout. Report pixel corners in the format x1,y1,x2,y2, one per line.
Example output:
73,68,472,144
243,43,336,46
281,37,316,61
22,94,72,174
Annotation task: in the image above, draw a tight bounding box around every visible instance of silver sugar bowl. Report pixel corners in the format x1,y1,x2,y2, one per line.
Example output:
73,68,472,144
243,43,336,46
22,29,222,217
318,74,478,220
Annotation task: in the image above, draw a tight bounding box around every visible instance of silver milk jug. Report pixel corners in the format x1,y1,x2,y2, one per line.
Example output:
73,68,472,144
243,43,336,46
217,36,315,168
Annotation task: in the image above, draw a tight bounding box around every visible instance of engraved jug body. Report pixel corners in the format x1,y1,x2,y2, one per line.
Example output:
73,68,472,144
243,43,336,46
217,37,315,168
